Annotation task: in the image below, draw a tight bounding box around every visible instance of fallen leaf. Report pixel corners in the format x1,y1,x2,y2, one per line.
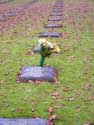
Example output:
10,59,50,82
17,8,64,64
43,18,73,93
83,83,93,90
48,107,54,115
47,119,55,125
51,92,61,99
83,122,94,125
75,106,81,113
68,97,75,101
49,114,58,121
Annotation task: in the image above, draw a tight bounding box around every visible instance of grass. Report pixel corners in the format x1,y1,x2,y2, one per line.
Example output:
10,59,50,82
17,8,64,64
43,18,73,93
0,0,94,124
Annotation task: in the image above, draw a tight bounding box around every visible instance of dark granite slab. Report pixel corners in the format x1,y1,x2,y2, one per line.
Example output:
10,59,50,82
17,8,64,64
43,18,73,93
0,118,46,125
19,66,56,82
3,12,17,17
33,44,41,53
52,10,62,12
0,16,6,21
53,7,62,9
50,13,62,16
45,24,62,28
48,18,62,21
39,32,61,37
55,5,63,7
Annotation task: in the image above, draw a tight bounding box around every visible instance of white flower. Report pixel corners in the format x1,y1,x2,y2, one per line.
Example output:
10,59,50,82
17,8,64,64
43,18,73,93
47,42,53,48
38,38,46,44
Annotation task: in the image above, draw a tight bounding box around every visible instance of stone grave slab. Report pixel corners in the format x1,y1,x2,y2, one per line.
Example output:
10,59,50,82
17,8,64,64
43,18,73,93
0,118,47,125
0,16,6,21
48,18,62,21
3,12,17,17
50,13,62,16
53,7,62,9
33,44,41,53
19,66,57,82
39,32,61,37
55,5,63,7
52,10,62,12
53,8,62,10
45,24,62,28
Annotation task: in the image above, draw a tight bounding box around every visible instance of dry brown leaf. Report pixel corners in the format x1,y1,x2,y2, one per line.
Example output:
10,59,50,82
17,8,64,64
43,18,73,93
83,122,94,125
48,107,54,115
68,97,75,101
49,114,58,121
83,83,93,90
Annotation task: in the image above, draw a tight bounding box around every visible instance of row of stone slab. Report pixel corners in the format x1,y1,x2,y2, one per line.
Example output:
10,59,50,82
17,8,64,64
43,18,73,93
18,0,63,83
0,0,39,22
0,0,13,4
39,0,63,38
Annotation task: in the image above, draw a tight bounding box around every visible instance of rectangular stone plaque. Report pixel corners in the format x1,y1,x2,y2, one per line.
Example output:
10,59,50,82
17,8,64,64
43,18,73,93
3,12,17,17
0,118,46,125
45,24,62,28
52,10,62,12
0,16,6,21
53,7,62,10
50,13,62,16
39,32,61,37
19,66,57,82
48,18,62,21
33,44,41,53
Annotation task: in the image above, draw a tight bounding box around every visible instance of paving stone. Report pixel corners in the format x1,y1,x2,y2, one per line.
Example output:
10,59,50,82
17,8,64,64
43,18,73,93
48,18,62,21
39,32,61,37
19,66,56,82
45,24,62,28
0,118,47,125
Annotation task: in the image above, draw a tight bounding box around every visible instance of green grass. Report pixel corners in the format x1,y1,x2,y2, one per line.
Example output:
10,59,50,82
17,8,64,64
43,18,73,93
0,0,94,124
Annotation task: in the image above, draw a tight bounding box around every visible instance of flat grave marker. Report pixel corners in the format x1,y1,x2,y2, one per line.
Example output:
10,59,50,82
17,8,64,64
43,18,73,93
0,118,47,125
48,17,62,21
0,16,6,21
50,13,62,16
52,10,62,12
45,24,62,28
39,32,61,37
3,12,17,17
18,66,57,82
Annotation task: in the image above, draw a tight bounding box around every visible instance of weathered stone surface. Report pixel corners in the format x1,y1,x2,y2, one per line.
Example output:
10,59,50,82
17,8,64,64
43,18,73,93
0,16,5,21
3,13,17,17
50,13,62,16
48,18,62,21
33,44,41,53
19,66,56,82
52,10,62,12
45,24,62,28
0,118,46,125
39,32,60,37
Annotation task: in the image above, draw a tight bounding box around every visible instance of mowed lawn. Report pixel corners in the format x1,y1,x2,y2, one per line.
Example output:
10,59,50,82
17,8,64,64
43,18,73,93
0,0,94,125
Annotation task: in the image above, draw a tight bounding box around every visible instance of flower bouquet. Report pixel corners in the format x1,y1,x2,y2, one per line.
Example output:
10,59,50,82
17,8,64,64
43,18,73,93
38,39,60,66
